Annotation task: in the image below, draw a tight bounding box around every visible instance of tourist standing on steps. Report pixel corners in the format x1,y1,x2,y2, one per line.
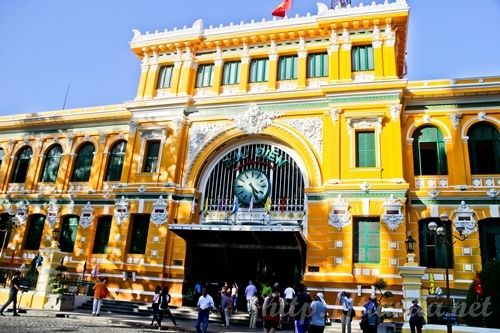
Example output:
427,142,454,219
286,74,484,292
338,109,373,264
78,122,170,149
245,280,258,314
339,291,354,333
195,288,215,333
262,286,284,333
0,270,22,316
158,286,177,330
289,283,312,333
91,277,108,316
231,282,239,313
249,291,261,328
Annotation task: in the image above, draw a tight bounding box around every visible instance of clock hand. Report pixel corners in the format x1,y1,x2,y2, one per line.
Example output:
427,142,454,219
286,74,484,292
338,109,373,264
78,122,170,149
249,183,260,199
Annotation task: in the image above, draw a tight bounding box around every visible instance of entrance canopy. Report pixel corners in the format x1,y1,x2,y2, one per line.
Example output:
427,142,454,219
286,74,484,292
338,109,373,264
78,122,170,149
169,224,306,250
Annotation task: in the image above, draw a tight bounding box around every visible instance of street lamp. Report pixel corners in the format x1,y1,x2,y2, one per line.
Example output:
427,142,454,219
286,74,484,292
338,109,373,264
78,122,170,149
428,215,467,333
404,234,417,264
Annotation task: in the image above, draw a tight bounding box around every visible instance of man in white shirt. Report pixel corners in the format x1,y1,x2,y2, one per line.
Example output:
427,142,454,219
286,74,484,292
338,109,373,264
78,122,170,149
195,288,215,333
283,285,295,322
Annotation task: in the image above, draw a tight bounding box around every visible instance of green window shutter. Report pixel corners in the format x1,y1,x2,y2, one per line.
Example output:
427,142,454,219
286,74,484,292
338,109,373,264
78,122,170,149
142,140,160,172
196,64,214,87
250,58,269,83
352,46,374,71
468,123,500,174
356,131,376,167
40,145,62,182
157,65,174,89
105,141,127,181
24,215,45,250
278,55,298,80
355,220,380,263
412,126,448,176
222,61,240,85
307,53,328,78
11,147,32,183
128,214,150,254
60,216,79,253
92,216,112,254
71,143,95,182
419,220,453,268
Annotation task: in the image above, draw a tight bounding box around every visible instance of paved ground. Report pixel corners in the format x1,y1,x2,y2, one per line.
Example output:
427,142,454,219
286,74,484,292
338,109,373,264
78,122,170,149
0,309,297,333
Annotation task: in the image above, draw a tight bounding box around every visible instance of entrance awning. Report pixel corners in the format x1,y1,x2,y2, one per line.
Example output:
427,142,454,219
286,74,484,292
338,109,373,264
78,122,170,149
169,224,306,250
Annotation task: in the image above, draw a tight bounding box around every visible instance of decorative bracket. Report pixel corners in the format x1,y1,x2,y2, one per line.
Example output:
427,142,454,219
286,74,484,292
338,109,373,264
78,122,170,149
453,201,476,236
328,195,351,230
151,196,168,226
47,202,59,228
382,194,404,231
114,196,129,225
79,202,94,228
232,104,281,134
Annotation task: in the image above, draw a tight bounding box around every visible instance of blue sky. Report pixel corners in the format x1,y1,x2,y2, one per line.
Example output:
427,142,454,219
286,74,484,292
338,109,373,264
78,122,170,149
0,0,498,116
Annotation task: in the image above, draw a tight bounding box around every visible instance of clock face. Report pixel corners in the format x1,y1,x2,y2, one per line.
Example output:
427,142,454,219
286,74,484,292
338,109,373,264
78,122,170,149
233,169,270,205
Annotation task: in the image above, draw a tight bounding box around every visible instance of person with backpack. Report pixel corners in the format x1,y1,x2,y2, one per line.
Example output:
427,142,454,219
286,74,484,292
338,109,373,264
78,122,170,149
361,296,380,333
91,277,108,316
262,286,284,333
221,290,232,328
308,292,327,333
158,286,177,329
150,286,162,327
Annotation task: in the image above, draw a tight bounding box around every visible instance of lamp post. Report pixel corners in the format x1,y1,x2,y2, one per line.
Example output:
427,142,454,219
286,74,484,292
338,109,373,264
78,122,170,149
428,214,467,333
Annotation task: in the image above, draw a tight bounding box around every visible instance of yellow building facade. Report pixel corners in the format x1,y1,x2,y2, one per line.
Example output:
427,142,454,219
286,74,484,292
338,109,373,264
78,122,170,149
0,0,498,319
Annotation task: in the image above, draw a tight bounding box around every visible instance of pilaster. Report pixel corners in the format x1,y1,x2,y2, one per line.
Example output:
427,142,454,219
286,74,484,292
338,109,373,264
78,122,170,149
382,24,397,78
372,26,384,78
339,29,352,81
268,40,278,91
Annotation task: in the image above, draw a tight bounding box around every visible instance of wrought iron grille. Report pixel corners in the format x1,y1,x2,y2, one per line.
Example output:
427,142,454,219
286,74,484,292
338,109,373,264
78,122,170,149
202,143,305,213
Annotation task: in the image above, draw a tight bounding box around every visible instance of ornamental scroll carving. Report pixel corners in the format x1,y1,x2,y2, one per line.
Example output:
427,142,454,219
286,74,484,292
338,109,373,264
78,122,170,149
150,196,168,226
328,195,351,230
79,202,94,229
47,202,59,227
453,201,477,236
282,118,322,159
114,196,129,225
232,104,282,134
382,194,404,231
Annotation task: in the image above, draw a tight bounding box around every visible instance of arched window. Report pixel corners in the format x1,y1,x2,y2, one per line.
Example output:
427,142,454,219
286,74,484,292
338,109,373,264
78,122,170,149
71,143,95,182
59,215,79,253
10,146,33,183
24,214,46,250
40,145,63,182
105,141,127,181
92,216,112,254
418,219,453,268
412,126,448,175
467,123,500,174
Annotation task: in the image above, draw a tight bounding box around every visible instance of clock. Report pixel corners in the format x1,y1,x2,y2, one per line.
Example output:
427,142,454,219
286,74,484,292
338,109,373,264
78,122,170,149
233,169,270,205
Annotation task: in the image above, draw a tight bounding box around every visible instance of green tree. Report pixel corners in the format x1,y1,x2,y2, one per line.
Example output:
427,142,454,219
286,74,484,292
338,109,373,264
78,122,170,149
464,261,500,328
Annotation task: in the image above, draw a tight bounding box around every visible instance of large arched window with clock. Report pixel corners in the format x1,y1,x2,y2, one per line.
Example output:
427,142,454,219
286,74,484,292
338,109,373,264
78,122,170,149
200,142,305,220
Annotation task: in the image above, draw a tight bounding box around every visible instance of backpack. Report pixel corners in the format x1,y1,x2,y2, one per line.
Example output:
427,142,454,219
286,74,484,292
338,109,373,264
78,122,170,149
100,286,109,298
160,293,171,309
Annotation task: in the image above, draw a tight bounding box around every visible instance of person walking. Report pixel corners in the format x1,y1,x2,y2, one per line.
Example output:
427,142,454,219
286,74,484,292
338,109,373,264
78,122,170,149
0,271,22,316
262,286,284,333
231,282,239,313
91,277,108,316
158,286,177,330
222,290,232,328
195,288,215,333
339,291,354,333
151,286,162,327
361,296,380,333
283,284,295,322
249,291,261,328
245,280,258,314
408,299,425,333
289,283,312,333
308,292,327,333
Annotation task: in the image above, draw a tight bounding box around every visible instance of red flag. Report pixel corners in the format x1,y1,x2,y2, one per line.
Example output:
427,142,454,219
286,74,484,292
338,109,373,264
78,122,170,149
272,0,292,17
473,272,484,297
8,249,15,266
